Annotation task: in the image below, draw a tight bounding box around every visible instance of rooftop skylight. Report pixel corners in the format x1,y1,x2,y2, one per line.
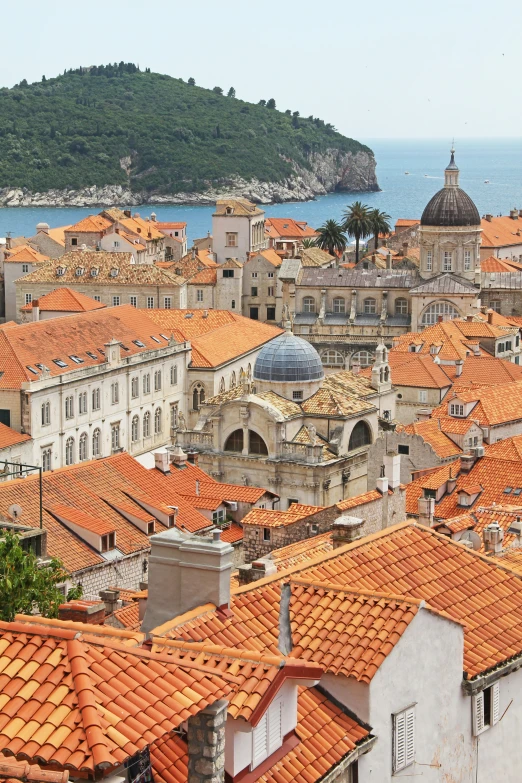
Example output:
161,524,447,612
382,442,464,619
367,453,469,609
69,355,84,364
53,359,68,368
26,365,38,375
150,336,160,343
133,340,145,348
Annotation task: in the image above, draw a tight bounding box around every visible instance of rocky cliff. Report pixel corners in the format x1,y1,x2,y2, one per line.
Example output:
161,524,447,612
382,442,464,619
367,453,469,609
0,150,378,208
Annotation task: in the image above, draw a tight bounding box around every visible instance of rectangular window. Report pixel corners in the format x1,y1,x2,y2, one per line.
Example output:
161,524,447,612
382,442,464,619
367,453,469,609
292,390,303,400
250,307,259,320
212,509,225,525
251,700,282,770
22,264,29,274
288,498,299,508
266,307,276,321
111,383,119,404
65,396,74,419
131,377,139,398
154,370,162,391
71,237,78,246
143,374,150,394
251,272,258,278
164,297,172,309
223,269,234,278
464,249,471,271
267,286,275,297
398,444,410,455
226,232,238,247
450,403,464,417
393,706,415,773
25,294,32,305
268,272,274,278
263,527,271,541
111,424,120,452
490,300,501,313
112,296,121,307
418,390,427,403
251,287,258,297
147,297,154,309
426,250,432,271
170,365,178,386
473,682,500,735
443,251,452,272
113,240,120,248
93,296,102,302
196,289,204,302
130,295,138,307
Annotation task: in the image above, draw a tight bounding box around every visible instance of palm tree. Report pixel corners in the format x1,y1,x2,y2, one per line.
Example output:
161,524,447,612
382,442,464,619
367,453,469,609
301,238,317,249
342,201,372,263
369,209,392,251
314,220,347,261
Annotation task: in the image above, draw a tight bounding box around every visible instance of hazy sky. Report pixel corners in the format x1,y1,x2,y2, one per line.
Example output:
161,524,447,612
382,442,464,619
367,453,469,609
3,0,521,139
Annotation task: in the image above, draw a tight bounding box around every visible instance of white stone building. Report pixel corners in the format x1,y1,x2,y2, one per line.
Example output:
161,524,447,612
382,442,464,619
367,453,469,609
212,198,266,264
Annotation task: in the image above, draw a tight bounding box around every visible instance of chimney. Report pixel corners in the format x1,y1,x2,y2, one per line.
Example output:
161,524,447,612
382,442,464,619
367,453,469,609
187,700,227,783
154,451,170,474
383,451,401,489
141,528,234,633
169,444,188,467
485,214,493,222
32,300,40,322
331,514,365,548
483,521,504,554
460,453,475,473
417,496,435,527
508,516,522,548
351,361,361,375
99,589,120,615
237,557,277,585
191,248,196,259
195,479,200,496
437,315,443,323
510,209,518,220
203,310,209,318
455,359,464,377
58,600,106,625
487,310,494,325
376,466,389,495
467,314,473,322
386,251,392,270
124,209,131,218
402,241,409,257
5,236,11,250
278,582,292,655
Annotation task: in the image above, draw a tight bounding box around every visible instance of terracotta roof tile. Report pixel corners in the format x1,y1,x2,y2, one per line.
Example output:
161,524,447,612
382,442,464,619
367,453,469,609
219,523,244,544
0,424,31,450
3,246,49,265
241,505,322,529
107,603,141,631
66,216,112,234
431,380,522,427
20,288,106,314
301,371,376,416
401,419,463,458
264,218,317,240
481,215,522,248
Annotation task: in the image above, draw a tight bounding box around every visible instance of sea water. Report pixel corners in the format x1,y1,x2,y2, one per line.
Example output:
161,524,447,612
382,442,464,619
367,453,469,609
0,138,520,245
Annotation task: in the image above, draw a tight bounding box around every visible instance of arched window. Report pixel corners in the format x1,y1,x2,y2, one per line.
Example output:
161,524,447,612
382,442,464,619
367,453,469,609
65,437,75,466
230,372,237,389
111,382,119,404
170,365,178,386
78,392,88,415
421,301,459,327
42,448,52,472
143,373,151,394
363,297,376,314
143,411,151,438
249,430,268,455
348,421,372,451
219,377,225,393
154,370,162,391
79,433,88,462
41,401,50,426
303,297,316,313
247,363,252,378
131,415,139,442
154,407,162,435
92,428,101,457
395,297,408,315
322,350,345,368
333,297,345,314
92,387,101,410
192,383,205,410
225,430,244,452
351,351,375,368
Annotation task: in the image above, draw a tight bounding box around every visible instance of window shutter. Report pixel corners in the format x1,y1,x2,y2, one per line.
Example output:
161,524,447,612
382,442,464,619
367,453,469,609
394,711,406,772
473,691,485,736
267,701,282,756
252,713,268,768
491,682,500,726
405,707,415,766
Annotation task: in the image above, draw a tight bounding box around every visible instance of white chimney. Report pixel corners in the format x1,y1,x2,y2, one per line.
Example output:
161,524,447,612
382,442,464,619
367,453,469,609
483,521,504,554
383,451,401,489
508,517,522,548
154,451,170,474
455,359,464,377
169,444,188,467
376,466,389,495
32,301,40,322
141,528,234,633
418,496,435,527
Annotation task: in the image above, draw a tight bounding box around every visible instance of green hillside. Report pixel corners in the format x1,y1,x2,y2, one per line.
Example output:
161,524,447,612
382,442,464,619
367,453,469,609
0,63,373,195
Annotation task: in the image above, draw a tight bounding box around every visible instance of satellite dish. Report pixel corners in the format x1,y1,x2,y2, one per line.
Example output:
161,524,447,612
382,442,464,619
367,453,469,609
8,503,23,520
459,530,482,551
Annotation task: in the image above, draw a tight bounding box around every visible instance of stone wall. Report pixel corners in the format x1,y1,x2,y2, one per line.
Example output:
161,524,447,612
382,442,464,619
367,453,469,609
71,550,149,598
187,699,227,783
481,288,522,317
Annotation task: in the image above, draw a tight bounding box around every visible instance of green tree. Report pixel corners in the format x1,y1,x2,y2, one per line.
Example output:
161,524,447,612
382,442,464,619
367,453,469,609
267,98,276,109
315,219,347,261
343,201,372,263
369,208,392,251
258,99,266,107
188,77,196,86
301,237,316,248
212,86,223,94
0,531,82,622
292,112,299,128
227,87,236,98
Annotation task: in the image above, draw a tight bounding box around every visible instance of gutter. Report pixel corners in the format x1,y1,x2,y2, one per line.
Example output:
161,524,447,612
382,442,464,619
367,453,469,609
318,735,377,783
463,651,522,694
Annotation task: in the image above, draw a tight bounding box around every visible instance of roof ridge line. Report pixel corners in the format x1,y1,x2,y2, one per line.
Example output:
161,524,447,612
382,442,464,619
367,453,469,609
150,637,284,667
288,578,424,607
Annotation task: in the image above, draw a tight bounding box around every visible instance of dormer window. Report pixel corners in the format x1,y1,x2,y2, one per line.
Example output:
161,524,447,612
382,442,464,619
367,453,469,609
91,268,99,277
75,267,84,276
450,403,464,417
56,267,65,276
101,532,116,552
226,207,233,215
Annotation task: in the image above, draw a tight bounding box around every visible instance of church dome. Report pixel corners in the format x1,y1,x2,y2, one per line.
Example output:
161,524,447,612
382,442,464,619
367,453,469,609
254,332,324,383
420,149,480,227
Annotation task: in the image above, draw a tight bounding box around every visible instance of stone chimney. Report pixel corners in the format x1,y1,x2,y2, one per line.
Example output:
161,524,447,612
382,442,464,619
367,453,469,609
170,444,188,467
485,214,493,222
331,515,365,548
417,496,435,527
237,558,277,585
402,241,409,257
383,451,401,489
460,453,475,473
58,600,106,625
488,311,494,324
483,521,504,554
508,517,522,548
351,360,361,375
386,251,393,270
510,209,518,220
32,300,40,322
154,451,170,474
455,359,464,377
187,700,227,783
141,528,234,633
99,589,120,615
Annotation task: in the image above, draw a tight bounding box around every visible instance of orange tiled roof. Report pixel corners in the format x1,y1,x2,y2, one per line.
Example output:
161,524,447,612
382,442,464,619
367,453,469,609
149,732,188,783
187,268,217,285
377,353,452,389
0,619,234,774
481,256,522,272
486,434,522,461
220,523,244,544
66,215,112,233
481,215,522,248
441,355,522,386
256,248,283,267
264,218,317,240
431,380,522,426
241,505,322,529
0,423,31,450
213,199,263,217
109,601,141,630
117,216,165,242
0,761,68,783
3,245,49,265
269,533,333,570
337,489,389,511
155,222,187,230
402,419,463,458
392,322,488,362
20,287,106,313
395,219,420,227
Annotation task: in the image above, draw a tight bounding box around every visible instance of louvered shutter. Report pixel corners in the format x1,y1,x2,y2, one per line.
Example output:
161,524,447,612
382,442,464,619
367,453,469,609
252,713,268,768
405,707,415,766
393,711,406,772
491,682,500,726
267,701,282,756
473,691,485,736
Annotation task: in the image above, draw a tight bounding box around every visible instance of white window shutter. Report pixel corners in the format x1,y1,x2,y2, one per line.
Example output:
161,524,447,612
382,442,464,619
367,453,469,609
473,691,485,736
491,682,500,725
252,713,268,768
405,707,415,766
394,711,406,772
267,701,282,756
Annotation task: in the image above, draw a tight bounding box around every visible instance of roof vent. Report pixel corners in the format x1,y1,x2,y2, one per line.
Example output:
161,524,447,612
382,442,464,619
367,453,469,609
110,268,119,277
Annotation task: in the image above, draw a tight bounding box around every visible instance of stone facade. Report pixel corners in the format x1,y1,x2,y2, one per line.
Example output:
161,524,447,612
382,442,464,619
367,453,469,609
63,550,149,598
368,433,458,486
188,699,227,783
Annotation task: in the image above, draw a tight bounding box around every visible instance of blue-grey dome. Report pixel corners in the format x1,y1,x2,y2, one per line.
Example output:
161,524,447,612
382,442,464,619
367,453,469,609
254,332,324,383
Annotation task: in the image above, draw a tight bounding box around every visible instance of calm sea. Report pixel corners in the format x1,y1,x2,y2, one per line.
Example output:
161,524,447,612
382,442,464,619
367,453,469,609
1,138,521,244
